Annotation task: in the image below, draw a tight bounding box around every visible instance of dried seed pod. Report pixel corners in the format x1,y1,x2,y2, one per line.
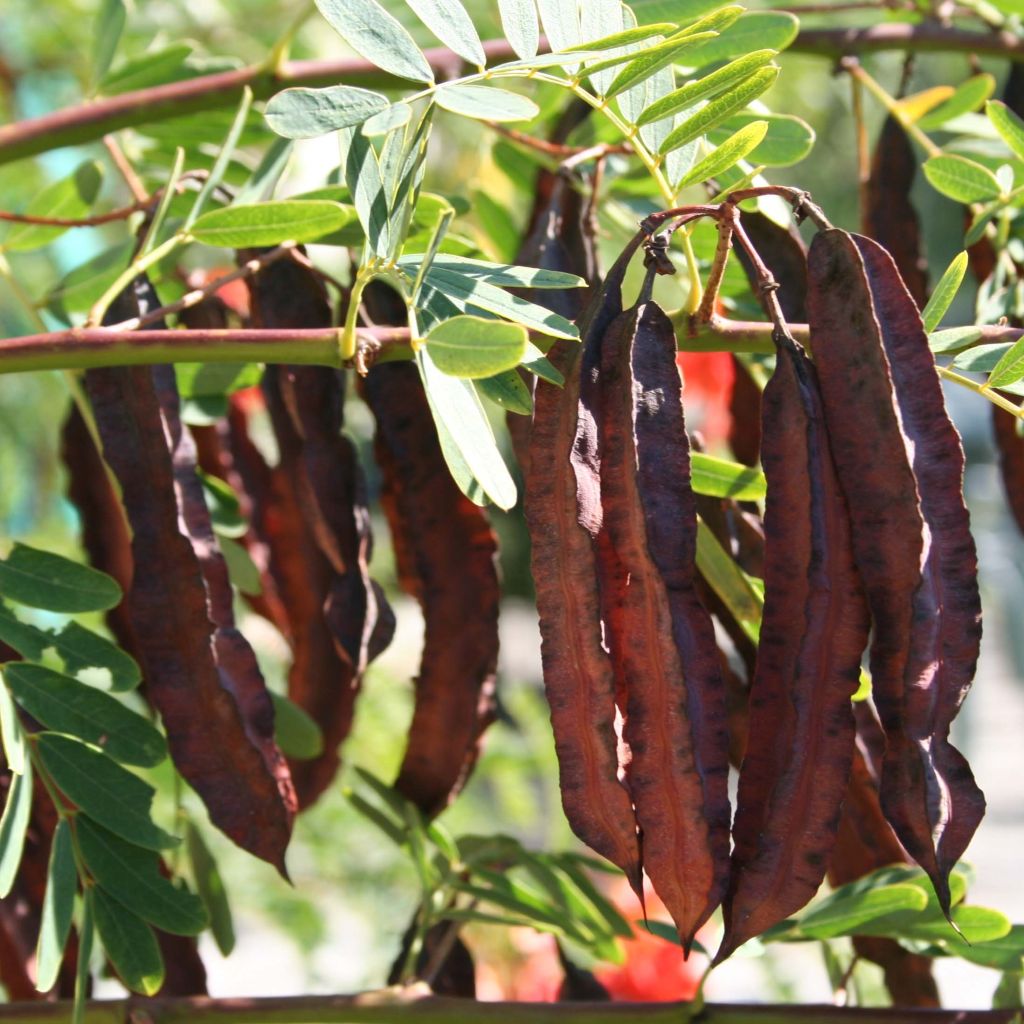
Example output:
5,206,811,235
993,405,1024,536
733,210,808,324
84,280,295,872
807,229,984,914
244,255,394,805
524,337,642,896
582,286,730,950
863,115,928,308
717,338,871,962
360,361,500,817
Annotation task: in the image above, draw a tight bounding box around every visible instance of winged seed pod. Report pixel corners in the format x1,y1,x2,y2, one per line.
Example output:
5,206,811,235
807,228,984,915
717,337,870,962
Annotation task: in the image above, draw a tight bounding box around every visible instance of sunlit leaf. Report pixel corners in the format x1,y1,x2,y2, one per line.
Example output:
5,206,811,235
917,75,995,130
435,83,539,123
406,0,484,66
676,121,767,188
0,757,32,897
987,99,1024,162
499,0,539,59
691,452,766,501
190,200,355,247
264,85,390,139
425,315,528,378
923,154,1003,203
920,251,968,333
314,0,434,83
475,370,533,414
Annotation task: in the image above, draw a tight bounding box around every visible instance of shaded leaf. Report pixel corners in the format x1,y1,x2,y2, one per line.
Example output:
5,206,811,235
76,817,207,936
5,664,164,767
185,822,235,956
2,162,104,252
691,452,766,501
0,544,121,614
0,757,32,897
498,0,539,59
92,886,164,996
475,370,533,414
987,99,1024,161
35,819,77,993
921,251,968,333
37,733,177,851
268,691,324,760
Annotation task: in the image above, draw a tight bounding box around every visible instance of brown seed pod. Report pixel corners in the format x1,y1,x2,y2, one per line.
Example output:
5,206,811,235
524,333,642,896
993,405,1024,536
576,260,729,949
717,337,871,962
807,228,984,914
84,280,295,872
863,115,928,308
360,361,500,818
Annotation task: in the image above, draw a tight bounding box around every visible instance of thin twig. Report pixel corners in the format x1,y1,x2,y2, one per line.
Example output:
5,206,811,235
102,135,148,203
850,72,871,226
696,205,735,323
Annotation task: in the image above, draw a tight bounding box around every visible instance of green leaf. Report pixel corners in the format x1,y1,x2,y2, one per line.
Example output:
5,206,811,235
987,100,1024,162
402,253,584,289
235,136,294,204
35,819,77,993
52,622,141,693
603,31,720,98
44,241,135,317
691,452,766,501
536,0,582,52
628,0,725,20
2,162,104,252
888,904,1012,945
676,121,768,188
953,925,1024,972
923,154,1003,203
642,919,710,956
269,692,324,760
185,822,235,956
92,887,165,996
989,335,1024,388
198,472,247,539
917,74,995,130
363,103,413,137
342,127,391,258
183,87,253,232
417,349,518,510
521,341,564,385
190,199,354,248
713,112,815,168
798,884,929,940
993,971,1023,1011
570,23,676,52
72,889,94,1024
695,519,762,642
475,370,533,414
76,817,208,935
930,326,984,354
218,537,263,597
425,315,529,379
4,664,166,768
637,49,778,126
424,269,578,340
435,83,540,123
0,676,26,774
36,733,178,851
0,757,32,898
92,0,126,83
659,66,780,155
0,544,121,614
681,11,798,67
314,0,434,83
921,250,969,333
952,343,1011,373
499,0,539,59
264,85,391,139
99,43,193,95
406,0,484,66
965,200,1003,248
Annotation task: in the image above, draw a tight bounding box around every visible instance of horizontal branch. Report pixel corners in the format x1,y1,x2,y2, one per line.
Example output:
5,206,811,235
0,320,1020,375
0,991,1020,1024
0,326,410,374
2,24,1024,167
